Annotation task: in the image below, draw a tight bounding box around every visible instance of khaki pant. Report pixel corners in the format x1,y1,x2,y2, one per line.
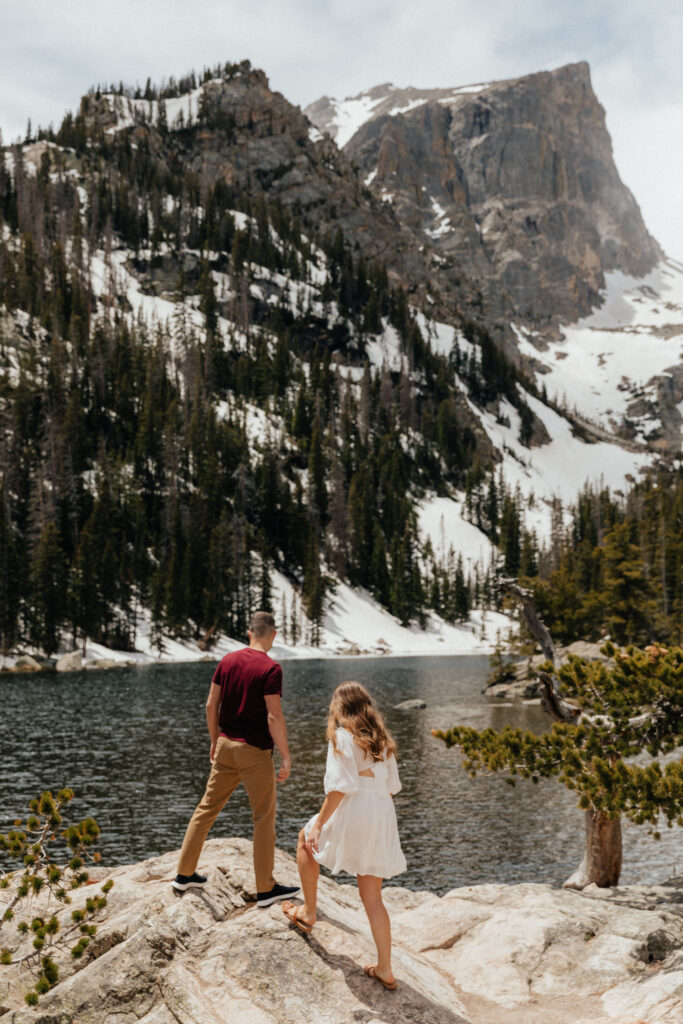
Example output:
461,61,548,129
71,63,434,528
177,736,276,893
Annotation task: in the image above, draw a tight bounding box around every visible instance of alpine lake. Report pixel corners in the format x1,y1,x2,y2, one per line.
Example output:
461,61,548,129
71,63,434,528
1,655,679,893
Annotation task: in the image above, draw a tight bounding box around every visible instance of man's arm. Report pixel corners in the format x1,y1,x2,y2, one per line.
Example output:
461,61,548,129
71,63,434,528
264,694,291,782
206,682,221,762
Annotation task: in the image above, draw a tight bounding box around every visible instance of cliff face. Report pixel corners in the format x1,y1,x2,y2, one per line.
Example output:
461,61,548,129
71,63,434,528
308,63,663,324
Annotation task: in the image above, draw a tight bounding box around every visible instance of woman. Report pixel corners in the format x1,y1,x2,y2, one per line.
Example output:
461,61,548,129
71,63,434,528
282,681,406,990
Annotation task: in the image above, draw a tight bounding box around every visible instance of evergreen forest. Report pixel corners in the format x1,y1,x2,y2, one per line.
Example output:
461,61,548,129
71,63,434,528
0,63,680,657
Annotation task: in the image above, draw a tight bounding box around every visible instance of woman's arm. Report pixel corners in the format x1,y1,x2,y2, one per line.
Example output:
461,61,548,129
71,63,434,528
307,791,345,852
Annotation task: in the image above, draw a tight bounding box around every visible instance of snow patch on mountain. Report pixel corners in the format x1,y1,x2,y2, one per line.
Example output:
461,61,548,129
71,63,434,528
306,81,495,150
309,578,513,656
417,496,494,569
416,314,473,359
425,198,452,239
469,391,652,540
365,323,404,372
437,83,491,100
514,259,683,444
102,81,222,134
328,94,387,148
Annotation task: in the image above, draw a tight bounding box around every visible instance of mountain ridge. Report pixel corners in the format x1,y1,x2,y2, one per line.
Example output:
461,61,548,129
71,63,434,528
0,57,680,661
306,61,663,325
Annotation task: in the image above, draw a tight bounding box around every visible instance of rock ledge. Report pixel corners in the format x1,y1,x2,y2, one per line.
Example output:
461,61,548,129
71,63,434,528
1,839,682,1024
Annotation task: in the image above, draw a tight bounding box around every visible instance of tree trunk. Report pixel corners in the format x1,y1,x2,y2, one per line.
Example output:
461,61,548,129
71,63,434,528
501,578,624,889
563,810,622,889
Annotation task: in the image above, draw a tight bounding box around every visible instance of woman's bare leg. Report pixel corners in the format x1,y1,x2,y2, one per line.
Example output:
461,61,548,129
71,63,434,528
357,874,394,984
289,828,318,926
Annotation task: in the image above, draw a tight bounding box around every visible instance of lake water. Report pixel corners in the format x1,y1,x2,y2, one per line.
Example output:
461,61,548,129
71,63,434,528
1,656,679,893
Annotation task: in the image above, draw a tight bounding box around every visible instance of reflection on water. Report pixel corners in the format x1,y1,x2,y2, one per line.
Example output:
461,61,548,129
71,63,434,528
1,656,679,893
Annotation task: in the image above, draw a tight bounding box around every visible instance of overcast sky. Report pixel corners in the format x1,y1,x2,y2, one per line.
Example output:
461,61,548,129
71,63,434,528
2,0,682,260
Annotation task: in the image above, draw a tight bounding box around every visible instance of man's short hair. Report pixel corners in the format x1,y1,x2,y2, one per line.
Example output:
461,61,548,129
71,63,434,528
249,611,276,638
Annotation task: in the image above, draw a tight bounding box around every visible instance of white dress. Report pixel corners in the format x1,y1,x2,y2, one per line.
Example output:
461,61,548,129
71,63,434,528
304,726,407,878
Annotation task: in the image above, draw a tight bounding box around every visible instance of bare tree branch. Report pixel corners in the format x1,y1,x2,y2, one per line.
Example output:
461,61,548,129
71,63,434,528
500,578,579,724
537,671,581,724
499,578,557,664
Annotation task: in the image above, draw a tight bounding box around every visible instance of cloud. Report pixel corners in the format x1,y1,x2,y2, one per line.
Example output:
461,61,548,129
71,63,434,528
1,0,681,257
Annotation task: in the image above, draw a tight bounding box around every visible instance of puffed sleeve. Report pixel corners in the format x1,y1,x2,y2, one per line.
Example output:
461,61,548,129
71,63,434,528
323,728,359,794
385,753,402,795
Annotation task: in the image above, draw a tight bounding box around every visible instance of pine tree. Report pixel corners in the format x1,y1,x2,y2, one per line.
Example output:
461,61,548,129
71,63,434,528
164,506,186,634
68,523,101,656
370,523,390,606
347,462,374,587
602,522,654,645
499,493,521,575
29,522,67,655
289,593,300,646
307,415,327,525
435,643,683,889
389,518,424,626
279,592,288,645
453,553,471,622
0,476,19,652
303,532,325,646
259,543,273,613
327,456,348,579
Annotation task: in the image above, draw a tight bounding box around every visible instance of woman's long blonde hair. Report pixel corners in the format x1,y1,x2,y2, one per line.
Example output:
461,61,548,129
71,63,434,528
327,682,398,761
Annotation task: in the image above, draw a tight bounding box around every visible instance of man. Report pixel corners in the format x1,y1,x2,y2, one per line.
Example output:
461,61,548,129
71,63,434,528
173,611,300,907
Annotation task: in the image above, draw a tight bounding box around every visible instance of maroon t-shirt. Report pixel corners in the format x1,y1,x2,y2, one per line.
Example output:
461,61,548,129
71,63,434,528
212,648,283,750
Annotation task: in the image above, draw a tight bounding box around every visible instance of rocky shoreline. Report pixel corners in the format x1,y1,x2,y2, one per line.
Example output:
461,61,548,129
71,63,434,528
3,652,139,673
1,839,681,1024
485,641,609,701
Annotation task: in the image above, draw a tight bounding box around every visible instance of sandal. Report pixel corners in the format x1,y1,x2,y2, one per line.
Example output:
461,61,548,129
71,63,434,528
364,965,398,990
282,900,314,934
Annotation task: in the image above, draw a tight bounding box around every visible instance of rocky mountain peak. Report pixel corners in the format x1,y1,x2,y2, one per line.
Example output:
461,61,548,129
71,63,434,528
306,62,663,324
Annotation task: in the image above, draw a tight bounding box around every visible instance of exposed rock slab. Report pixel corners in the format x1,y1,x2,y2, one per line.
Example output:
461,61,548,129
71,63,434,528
55,651,83,672
394,879,683,1021
0,840,469,1024
1,840,681,1024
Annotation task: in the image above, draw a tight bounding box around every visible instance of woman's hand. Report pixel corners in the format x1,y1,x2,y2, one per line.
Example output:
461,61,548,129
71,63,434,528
306,791,344,854
306,823,322,854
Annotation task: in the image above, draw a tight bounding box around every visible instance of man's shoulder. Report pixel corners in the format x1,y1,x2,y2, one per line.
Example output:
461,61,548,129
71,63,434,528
221,646,250,663
218,647,281,674
214,647,248,674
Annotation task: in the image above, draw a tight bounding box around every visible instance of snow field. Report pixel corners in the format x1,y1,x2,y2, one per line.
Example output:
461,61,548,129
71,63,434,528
103,81,223,135
467,390,652,541
320,81,493,150
417,496,496,570
513,261,683,442
328,94,387,149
